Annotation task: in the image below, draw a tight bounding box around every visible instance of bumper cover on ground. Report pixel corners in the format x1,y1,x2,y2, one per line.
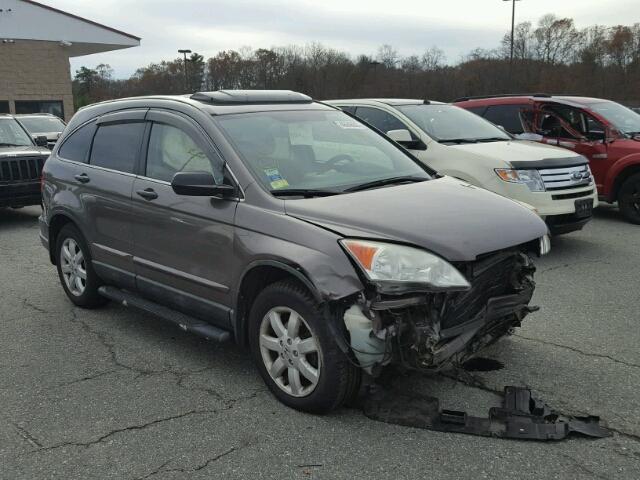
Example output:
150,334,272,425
364,385,611,441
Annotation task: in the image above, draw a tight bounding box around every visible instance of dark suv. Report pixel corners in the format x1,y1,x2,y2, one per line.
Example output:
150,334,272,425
40,90,548,412
0,114,50,208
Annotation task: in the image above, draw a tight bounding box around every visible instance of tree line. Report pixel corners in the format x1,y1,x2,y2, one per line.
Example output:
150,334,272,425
73,14,640,109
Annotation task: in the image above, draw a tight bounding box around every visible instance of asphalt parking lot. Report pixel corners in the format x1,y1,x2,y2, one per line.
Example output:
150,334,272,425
1,205,639,479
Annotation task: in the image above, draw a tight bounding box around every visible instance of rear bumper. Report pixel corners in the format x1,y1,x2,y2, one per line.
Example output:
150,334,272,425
0,181,41,208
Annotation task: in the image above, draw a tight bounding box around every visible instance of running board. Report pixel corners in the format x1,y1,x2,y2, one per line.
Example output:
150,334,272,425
98,286,231,343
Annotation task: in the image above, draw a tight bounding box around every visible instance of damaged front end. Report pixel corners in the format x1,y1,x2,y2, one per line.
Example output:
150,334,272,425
341,248,538,374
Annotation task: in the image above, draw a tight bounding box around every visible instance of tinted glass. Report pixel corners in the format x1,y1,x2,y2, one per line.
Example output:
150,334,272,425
89,122,144,173
354,107,410,134
483,105,527,134
466,106,487,116
0,101,9,114
0,118,34,146
18,116,66,134
146,123,222,183
215,110,429,193
337,105,356,115
397,104,510,142
58,122,97,162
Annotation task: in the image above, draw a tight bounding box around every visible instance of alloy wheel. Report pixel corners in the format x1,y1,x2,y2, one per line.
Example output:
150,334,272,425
60,238,87,296
259,306,321,397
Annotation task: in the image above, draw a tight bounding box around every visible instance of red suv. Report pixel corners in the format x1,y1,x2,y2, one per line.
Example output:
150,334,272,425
454,94,640,224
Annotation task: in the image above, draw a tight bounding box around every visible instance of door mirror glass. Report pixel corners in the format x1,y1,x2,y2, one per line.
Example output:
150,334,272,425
171,171,234,197
386,129,413,143
34,135,48,147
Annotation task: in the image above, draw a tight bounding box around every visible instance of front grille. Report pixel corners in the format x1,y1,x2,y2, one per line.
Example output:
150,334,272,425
539,164,592,191
443,250,521,330
0,156,46,183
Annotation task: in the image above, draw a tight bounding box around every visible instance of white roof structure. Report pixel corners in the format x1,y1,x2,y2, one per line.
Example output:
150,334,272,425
0,0,140,57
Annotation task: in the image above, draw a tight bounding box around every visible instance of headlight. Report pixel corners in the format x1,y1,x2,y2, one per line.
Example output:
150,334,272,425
495,168,545,192
340,239,470,290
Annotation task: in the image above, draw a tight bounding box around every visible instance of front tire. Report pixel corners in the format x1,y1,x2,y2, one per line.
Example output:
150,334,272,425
248,280,360,413
619,173,640,225
55,224,106,308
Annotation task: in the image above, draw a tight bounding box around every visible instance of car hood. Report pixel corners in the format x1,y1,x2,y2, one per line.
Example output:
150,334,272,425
0,145,50,157
448,139,584,165
284,176,548,262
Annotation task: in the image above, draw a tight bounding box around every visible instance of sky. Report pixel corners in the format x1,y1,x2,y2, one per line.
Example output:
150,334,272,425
50,0,639,78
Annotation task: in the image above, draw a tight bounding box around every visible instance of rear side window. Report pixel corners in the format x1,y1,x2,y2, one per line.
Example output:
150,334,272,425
89,122,145,173
58,122,96,163
483,105,527,134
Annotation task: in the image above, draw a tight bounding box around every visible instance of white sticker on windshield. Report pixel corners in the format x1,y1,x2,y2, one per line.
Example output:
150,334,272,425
334,120,365,129
289,124,314,145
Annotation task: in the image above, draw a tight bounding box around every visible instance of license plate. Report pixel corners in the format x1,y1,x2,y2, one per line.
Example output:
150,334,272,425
575,198,593,218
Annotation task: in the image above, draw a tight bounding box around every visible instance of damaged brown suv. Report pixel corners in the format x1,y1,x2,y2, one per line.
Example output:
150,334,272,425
40,90,549,412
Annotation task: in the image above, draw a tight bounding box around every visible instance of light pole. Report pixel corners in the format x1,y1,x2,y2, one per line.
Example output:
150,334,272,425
178,49,192,92
503,0,521,70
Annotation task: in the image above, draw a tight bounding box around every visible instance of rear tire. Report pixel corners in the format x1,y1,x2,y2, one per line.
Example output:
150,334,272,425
619,173,640,225
248,279,361,413
55,224,107,308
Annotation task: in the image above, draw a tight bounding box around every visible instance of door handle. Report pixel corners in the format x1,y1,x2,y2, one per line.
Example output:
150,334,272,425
136,188,158,200
74,173,90,183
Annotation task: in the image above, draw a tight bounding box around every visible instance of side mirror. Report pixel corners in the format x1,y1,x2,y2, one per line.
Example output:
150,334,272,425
387,129,413,143
386,129,427,150
34,135,48,147
171,172,235,197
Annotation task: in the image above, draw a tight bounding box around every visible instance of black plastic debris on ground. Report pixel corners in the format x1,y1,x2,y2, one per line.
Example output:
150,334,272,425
363,386,611,441
461,357,505,372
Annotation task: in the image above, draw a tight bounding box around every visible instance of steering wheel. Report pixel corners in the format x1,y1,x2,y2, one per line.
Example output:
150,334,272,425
318,154,355,172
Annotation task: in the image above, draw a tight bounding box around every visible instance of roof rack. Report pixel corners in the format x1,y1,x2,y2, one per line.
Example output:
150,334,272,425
453,93,552,102
190,90,312,105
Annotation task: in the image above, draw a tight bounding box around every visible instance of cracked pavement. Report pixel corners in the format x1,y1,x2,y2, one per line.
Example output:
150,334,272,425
1,205,640,479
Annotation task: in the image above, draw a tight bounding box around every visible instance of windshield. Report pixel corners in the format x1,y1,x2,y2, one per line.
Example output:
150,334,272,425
397,104,511,143
17,116,65,134
589,101,640,135
215,109,430,194
0,118,34,146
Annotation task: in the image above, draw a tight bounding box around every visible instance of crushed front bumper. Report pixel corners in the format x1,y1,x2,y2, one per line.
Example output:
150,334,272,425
344,249,537,373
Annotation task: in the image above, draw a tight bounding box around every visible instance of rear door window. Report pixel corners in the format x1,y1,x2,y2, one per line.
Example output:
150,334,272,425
89,122,145,173
58,122,96,163
483,105,527,134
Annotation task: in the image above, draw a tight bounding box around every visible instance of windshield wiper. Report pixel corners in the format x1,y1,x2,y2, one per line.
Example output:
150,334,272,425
0,142,24,147
440,138,479,144
343,176,427,193
270,188,341,198
475,137,509,143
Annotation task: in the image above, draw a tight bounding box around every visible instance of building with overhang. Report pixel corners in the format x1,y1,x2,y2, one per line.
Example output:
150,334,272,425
0,0,139,121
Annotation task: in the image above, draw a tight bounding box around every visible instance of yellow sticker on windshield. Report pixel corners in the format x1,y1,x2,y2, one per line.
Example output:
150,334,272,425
270,179,289,189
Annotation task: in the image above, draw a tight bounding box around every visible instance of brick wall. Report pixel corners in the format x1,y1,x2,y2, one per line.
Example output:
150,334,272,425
0,39,74,121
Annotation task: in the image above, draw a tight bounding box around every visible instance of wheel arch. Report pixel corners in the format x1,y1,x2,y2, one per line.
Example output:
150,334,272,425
233,260,323,347
48,212,80,264
610,162,640,202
